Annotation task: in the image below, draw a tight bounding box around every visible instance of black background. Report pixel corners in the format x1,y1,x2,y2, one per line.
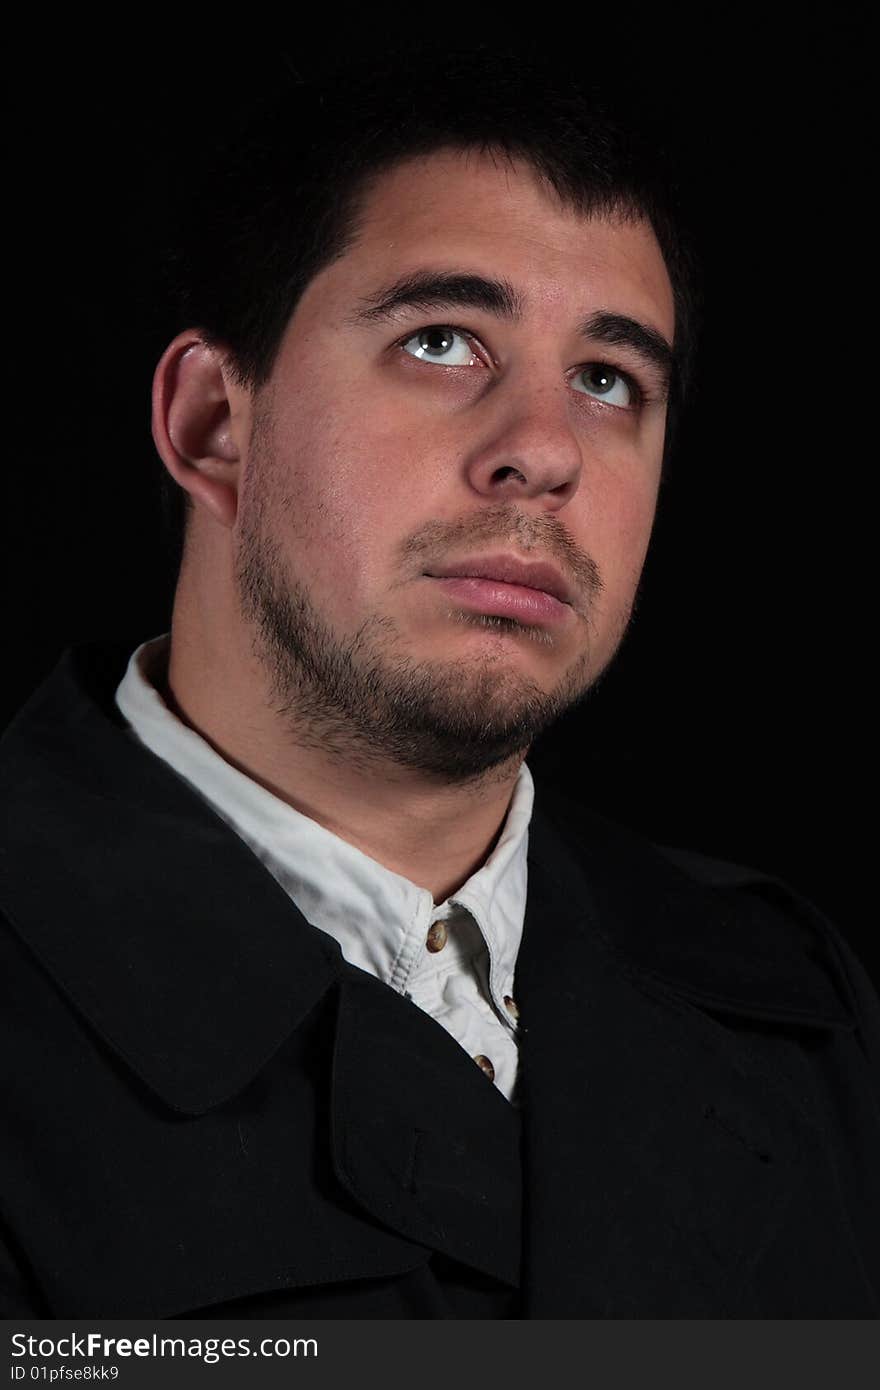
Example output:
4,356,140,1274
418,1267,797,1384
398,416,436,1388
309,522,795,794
6,22,874,980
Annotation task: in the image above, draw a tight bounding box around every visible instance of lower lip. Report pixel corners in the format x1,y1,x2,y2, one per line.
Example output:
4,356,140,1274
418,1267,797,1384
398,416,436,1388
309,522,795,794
429,576,570,625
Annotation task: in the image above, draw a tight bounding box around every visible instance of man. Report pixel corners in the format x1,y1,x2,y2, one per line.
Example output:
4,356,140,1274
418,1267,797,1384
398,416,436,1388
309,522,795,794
1,49,878,1318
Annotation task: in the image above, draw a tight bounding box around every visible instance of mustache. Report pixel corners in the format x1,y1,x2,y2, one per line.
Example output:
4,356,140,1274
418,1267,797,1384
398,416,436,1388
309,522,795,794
398,505,603,607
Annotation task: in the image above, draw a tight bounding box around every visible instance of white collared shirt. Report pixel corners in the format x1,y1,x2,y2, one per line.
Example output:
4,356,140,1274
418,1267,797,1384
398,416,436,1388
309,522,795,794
114,634,532,1102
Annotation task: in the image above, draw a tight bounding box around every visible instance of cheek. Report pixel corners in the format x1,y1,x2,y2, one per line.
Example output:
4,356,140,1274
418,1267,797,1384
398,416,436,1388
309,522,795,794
582,468,660,650
261,400,416,601
591,467,660,575
289,370,442,512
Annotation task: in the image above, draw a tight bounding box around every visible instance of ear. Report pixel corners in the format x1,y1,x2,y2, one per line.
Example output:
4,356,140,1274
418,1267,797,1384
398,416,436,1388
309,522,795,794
151,331,249,528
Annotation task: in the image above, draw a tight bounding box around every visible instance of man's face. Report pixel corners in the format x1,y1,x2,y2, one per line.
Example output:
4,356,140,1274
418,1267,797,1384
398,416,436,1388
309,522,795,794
232,149,675,780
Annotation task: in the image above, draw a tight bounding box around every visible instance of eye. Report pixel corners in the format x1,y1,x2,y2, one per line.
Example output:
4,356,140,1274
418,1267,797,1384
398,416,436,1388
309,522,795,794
400,325,481,367
572,364,635,408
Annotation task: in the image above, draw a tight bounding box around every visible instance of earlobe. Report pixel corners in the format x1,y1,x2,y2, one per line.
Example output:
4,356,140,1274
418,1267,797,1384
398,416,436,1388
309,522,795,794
151,332,244,529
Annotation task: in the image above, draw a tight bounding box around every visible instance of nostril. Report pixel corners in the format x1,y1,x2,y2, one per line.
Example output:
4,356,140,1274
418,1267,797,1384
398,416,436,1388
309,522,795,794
493,466,528,484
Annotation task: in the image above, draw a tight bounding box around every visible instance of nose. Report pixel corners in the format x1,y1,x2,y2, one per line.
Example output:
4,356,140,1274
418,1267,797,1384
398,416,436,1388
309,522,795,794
462,373,584,508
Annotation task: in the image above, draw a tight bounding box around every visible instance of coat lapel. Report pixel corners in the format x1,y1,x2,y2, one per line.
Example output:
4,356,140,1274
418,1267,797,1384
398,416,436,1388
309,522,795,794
330,965,521,1287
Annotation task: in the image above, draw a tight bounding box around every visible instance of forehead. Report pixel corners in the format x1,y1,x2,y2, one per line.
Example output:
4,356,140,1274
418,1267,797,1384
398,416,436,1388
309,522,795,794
319,148,675,338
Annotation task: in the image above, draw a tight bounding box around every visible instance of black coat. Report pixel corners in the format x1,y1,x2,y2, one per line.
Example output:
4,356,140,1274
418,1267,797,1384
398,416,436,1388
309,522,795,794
1,642,878,1318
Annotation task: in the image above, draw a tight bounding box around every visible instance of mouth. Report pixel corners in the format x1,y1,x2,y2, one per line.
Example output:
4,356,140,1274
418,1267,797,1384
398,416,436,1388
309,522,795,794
424,554,574,627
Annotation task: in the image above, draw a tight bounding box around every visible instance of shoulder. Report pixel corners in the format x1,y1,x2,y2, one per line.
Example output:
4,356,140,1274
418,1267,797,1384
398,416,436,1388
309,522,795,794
657,838,880,1058
530,785,879,1056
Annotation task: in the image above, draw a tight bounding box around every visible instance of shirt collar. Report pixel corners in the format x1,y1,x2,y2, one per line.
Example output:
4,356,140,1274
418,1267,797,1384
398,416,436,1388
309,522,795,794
114,634,532,1006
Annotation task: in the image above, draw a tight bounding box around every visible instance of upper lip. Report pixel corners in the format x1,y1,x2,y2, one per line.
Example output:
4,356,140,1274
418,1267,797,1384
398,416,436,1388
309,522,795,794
426,553,574,605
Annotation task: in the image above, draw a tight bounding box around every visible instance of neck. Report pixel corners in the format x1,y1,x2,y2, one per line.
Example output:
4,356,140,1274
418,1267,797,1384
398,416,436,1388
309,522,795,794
162,593,525,904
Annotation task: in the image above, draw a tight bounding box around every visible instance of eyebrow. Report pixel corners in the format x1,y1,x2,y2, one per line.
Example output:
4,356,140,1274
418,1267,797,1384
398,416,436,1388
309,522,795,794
352,270,525,325
349,269,675,395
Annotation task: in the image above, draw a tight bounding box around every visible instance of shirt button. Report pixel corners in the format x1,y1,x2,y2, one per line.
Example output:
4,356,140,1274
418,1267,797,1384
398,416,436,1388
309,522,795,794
426,920,448,953
503,995,519,1022
473,1055,495,1082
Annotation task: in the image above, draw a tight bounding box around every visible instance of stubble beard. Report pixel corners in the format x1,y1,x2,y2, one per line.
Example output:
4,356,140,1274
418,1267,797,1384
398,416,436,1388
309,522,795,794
234,526,616,786
233,406,615,784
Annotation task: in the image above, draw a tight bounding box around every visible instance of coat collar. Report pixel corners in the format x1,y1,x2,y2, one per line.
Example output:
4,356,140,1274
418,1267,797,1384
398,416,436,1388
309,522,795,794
0,640,343,1115
0,638,854,1127
525,788,855,1033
